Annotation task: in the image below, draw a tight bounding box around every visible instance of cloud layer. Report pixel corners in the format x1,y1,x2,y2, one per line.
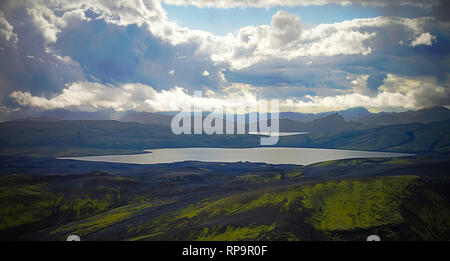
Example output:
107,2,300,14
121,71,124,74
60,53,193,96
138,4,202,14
161,0,439,9
10,73,450,113
0,0,449,117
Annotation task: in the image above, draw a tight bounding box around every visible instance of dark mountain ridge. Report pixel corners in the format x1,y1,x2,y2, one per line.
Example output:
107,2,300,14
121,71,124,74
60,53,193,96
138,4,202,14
0,118,449,156
356,106,450,126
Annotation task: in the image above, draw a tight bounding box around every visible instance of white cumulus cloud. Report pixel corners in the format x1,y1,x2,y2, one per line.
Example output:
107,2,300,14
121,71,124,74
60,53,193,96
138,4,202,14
10,74,450,113
10,81,260,112
0,11,18,44
410,32,436,47
4,1,438,71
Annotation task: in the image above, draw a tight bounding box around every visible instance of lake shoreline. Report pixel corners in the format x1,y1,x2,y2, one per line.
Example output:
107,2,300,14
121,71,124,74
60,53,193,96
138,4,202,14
60,147,412,166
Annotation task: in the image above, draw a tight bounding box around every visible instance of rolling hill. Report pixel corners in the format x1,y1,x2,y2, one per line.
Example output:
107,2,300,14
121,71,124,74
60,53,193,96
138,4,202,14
277,119,450,153
0,118,449,157
119,112,174,126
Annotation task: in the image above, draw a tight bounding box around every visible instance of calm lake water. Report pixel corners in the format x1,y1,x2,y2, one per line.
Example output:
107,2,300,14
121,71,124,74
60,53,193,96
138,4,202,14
62,147,411,165
248,132,309,136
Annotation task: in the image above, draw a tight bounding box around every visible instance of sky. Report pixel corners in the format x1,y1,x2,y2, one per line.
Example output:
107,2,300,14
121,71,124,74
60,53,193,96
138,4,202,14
162,3,429,35
0,0,449,120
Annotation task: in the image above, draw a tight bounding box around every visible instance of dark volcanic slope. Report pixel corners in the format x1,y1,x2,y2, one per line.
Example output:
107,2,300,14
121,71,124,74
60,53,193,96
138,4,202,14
0,153,449,241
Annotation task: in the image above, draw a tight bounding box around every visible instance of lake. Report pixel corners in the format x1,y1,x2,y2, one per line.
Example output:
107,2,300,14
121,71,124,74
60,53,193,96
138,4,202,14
61,147,411,165
248,132,309,136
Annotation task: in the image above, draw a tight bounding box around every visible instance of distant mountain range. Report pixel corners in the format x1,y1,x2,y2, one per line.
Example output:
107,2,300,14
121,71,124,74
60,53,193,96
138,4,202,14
120,111,173,126
115,106,450,133
354,106,450,126
12,116,59,122
279,107,372,122
40,109,124,121
116,111,367,133
277,113,367,133
8,107,450,132
117,106,450,128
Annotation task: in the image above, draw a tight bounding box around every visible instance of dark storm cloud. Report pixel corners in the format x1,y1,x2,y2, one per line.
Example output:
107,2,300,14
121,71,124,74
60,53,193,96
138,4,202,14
54,16,223,92
431,0,450,21
0,3,85,108
367,72,387,91
224,46,450,91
